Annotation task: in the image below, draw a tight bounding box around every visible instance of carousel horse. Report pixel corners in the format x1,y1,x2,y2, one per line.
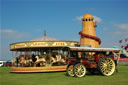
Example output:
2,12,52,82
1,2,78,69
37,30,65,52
56,54,61,62
25,57,30,67
29,57,33,67
60,58,66,64
19,57,26,67
56,54,66,64
49,56,57,66
34,56,46,67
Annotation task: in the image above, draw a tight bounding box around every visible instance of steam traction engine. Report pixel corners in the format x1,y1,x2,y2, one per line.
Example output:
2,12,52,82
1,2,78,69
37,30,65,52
66,13,120,77
66,47,120,77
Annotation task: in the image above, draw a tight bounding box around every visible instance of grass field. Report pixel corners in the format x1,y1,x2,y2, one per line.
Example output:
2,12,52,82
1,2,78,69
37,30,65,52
0,65,128,85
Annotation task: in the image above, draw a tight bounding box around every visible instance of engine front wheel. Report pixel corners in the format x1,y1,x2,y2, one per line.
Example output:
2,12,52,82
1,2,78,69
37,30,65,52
98,57,116,76
66,64,74,77
73,63,86,77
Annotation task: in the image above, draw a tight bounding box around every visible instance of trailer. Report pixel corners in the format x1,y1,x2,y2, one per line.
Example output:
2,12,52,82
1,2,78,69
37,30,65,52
0,61,6,67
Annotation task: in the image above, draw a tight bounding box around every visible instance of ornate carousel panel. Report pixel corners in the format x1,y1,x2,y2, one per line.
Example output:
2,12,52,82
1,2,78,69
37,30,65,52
10,66,67,73
10,41,78,51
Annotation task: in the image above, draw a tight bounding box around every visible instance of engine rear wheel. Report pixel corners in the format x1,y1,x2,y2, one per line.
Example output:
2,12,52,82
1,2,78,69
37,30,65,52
73,63,86,77
98,57,116,76
66,64,74,77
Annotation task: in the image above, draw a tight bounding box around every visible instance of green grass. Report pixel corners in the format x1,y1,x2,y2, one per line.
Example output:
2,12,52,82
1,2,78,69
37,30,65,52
0,65,128,85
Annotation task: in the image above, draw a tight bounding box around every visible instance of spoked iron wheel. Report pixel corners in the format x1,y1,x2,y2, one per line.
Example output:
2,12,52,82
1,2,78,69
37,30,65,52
73,63,86,77
98,57,116,76
66,64,74,77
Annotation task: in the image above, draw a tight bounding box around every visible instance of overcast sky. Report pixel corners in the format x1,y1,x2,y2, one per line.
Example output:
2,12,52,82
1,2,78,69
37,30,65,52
0,0,128,61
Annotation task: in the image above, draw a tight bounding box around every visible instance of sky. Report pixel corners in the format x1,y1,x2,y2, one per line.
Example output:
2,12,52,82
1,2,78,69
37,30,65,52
0,0,128,61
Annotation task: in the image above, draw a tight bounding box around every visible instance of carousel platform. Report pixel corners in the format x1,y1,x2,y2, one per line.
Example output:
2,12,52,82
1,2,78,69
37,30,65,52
10,65,67,73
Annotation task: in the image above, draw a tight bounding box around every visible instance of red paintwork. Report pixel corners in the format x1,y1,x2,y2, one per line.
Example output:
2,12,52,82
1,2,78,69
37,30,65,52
68,53,117,69
79,32,101,44
95,55,100,63
68,57,98,68
87,64,97,68
81,59,88,64
68,57,76,61
68,57,76,64
6,63,12,67
88,56,95,60
118,58,128,62
95,54,105,63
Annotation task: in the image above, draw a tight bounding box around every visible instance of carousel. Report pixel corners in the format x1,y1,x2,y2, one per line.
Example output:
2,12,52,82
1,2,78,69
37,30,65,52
10,32,78,73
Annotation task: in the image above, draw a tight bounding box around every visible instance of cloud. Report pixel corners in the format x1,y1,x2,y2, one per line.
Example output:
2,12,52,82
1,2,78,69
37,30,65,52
0,29,14,33
116,24,128,31
93,16,102,23
74,15,102,23
0,29,31,40
113,24,128,37
74,16,83,21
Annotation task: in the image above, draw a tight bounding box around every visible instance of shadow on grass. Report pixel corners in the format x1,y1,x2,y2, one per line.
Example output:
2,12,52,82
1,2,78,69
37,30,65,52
64,71,103,78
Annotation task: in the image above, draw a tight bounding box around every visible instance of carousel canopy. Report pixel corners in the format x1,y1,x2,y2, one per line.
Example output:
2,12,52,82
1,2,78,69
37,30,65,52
32,31,56,41
10,31,79,51
32,36,56,41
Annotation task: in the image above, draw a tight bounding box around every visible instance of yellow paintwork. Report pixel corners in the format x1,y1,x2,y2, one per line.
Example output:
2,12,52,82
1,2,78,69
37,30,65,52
10,66,67,73
80,13,100,48
10,41,78,51
83,13,93,19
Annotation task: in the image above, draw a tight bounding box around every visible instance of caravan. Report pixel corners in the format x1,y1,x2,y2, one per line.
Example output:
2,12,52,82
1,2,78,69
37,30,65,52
0,61,6,67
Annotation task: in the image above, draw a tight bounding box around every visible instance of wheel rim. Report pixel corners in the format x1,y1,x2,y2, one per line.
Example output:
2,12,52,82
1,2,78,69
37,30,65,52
74,64,86,77
100,57,115,76
67,65,74,76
